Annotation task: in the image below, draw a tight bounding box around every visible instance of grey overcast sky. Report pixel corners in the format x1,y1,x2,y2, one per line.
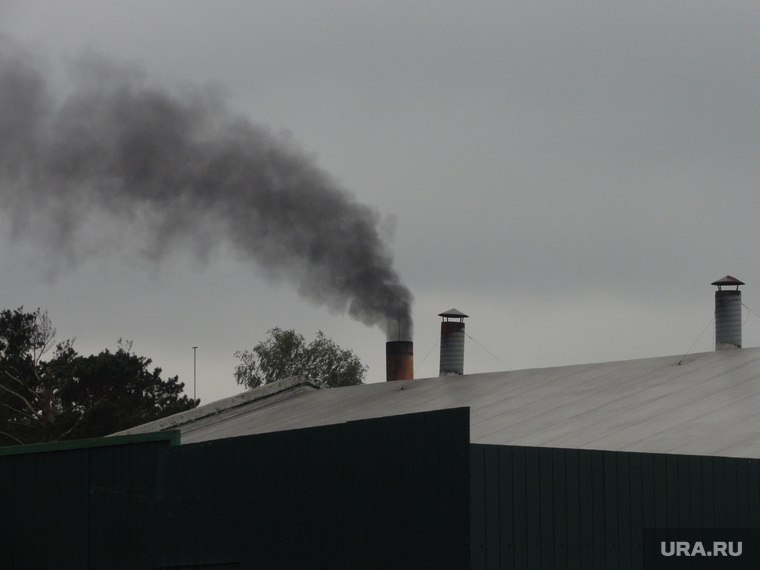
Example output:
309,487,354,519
1,1,759,403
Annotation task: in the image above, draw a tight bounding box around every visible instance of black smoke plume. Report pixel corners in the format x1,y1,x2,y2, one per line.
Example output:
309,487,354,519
0,39,413,340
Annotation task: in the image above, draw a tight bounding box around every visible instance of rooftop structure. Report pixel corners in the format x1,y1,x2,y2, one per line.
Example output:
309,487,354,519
121,346,760,458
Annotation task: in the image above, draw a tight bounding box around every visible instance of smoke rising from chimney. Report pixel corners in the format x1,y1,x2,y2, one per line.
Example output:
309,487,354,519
0,39,413,340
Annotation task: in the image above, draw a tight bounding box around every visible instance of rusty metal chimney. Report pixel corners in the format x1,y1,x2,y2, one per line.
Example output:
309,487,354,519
712,275,744,350
386,341,413,381
439,309,468,376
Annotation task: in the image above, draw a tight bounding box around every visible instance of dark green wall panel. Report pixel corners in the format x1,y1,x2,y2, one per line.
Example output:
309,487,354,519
0,432,175,569
471,444,760,569
1,409,470,569
153,408,471,569
551,448,568,570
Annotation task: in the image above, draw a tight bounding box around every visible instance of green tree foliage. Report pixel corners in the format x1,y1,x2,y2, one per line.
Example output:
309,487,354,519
234,328,367,389
56,341,196,440
0,308,196,446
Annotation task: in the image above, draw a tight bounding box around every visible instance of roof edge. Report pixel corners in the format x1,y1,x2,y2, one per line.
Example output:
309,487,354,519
0,430,180,456
110,375,319,437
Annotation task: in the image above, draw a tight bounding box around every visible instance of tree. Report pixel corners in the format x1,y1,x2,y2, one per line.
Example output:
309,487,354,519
234,328,367,389
0,308,71,445
56,340,196,440
0,307,196,446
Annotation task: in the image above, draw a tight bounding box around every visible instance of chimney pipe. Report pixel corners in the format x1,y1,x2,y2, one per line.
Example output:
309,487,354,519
439,309,468,376
386,341,413,381
712,276,744,350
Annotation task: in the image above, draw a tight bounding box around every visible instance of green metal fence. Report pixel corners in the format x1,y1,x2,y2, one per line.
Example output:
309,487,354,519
470,444,760,569
1,408,470,569
152,408,471,569
0,432,178,569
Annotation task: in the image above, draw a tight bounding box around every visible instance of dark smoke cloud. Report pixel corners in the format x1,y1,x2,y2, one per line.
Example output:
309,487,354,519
0,38,413,340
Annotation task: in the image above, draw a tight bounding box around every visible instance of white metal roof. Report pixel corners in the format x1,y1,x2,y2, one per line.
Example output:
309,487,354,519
120,347,760,458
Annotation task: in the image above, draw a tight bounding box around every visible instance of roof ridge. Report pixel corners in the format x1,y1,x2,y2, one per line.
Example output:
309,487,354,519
110,375,319,437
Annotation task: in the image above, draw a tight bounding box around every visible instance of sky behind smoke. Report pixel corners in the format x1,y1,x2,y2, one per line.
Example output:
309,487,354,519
0,38,413,341
2,1,760,403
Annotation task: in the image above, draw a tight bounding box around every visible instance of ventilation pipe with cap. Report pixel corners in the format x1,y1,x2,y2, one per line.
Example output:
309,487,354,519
439,309,468,376
712,275,744,350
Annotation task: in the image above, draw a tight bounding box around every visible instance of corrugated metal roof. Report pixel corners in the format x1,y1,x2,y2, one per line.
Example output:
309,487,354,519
121,347,760,458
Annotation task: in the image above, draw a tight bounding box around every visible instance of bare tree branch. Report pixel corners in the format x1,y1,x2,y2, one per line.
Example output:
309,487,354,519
0,430,24,446
0,378,40,419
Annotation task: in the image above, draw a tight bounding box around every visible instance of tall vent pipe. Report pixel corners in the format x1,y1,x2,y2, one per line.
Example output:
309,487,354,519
386,341,413,381
712,275,744,350
439,309,468,376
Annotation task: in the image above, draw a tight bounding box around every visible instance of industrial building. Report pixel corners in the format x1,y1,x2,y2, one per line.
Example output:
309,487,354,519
3,277,760,568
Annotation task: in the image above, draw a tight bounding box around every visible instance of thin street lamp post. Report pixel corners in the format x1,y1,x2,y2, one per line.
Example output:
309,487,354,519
192,346,198,402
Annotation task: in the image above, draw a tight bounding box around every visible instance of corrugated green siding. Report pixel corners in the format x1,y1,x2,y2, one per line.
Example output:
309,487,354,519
89,437,173,568
5,448,90,568
0,433,177,570
471,444,760,570
0,409,470,569
153,408,471,569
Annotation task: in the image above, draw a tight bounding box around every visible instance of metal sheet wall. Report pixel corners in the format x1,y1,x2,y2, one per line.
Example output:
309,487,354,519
471,444,760,569
0,432,177,569
0,409,470,569
153,408,471,569
0,447,90,568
